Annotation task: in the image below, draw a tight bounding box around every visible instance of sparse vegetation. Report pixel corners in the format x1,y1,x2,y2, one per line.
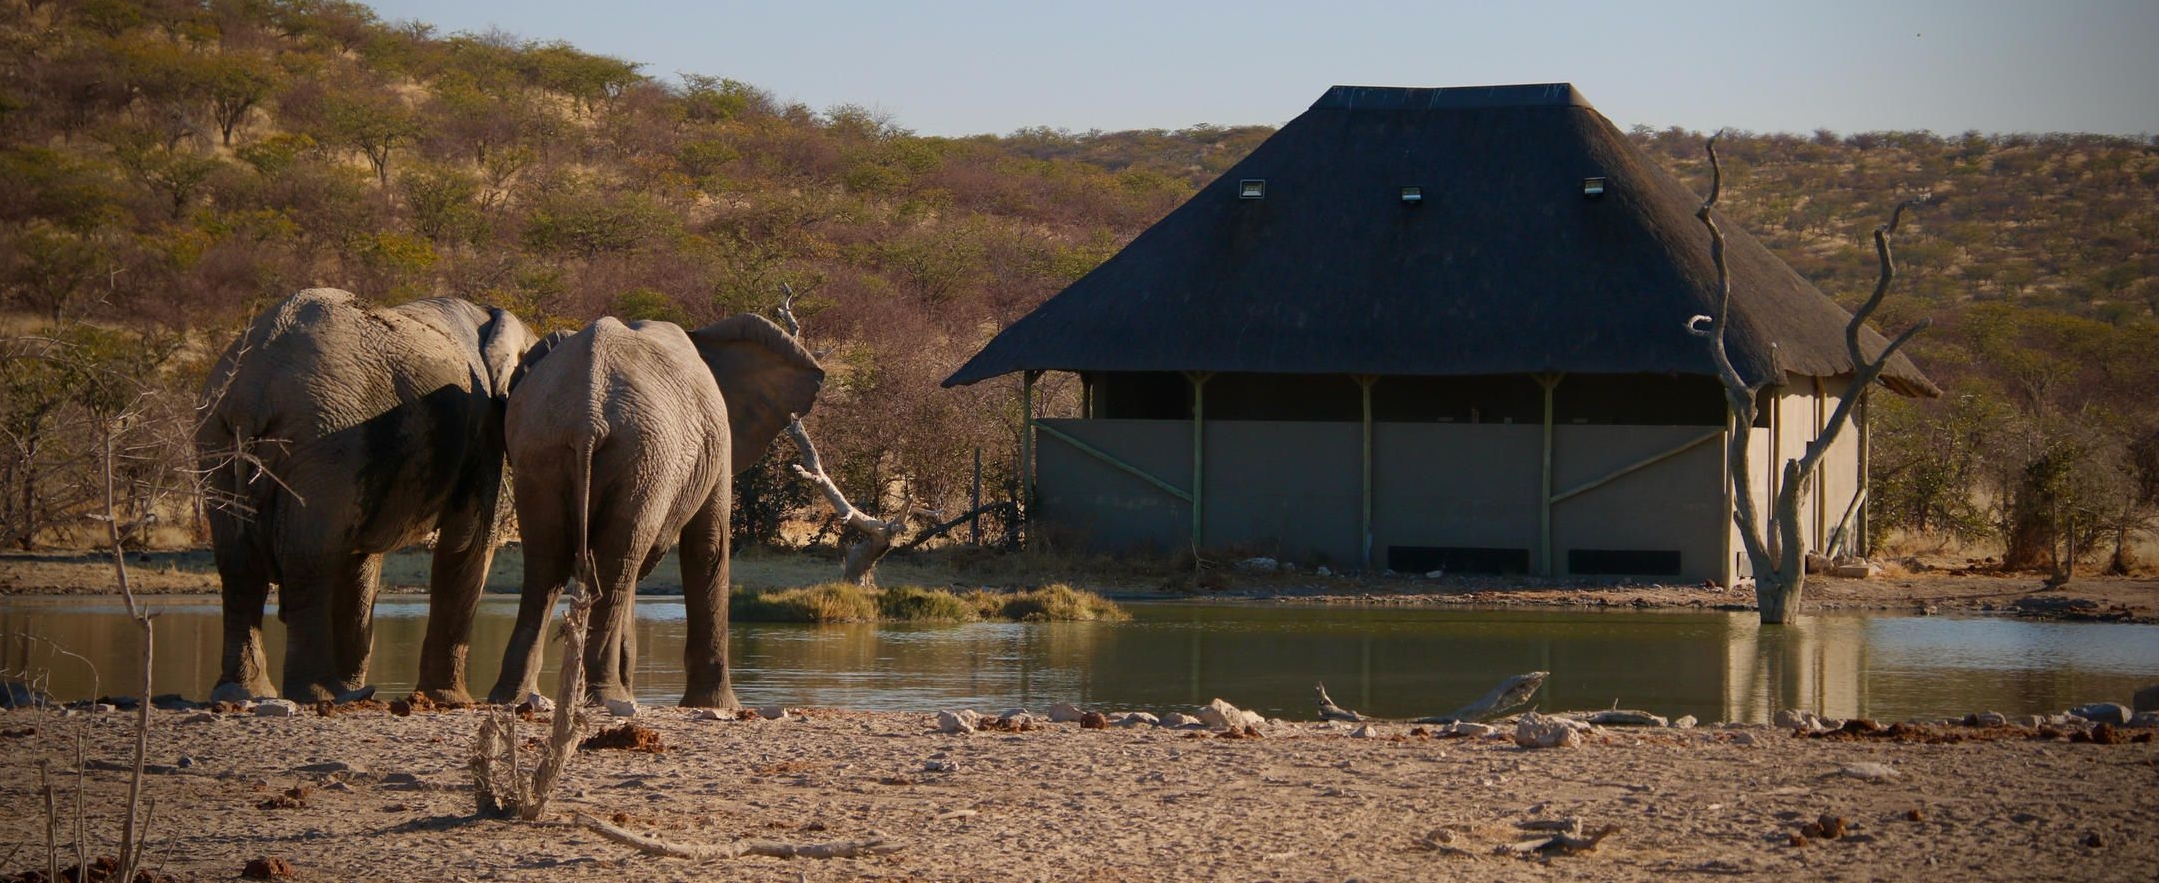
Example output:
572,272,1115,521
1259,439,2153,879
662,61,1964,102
729,583,1126,623
0,2,2152,571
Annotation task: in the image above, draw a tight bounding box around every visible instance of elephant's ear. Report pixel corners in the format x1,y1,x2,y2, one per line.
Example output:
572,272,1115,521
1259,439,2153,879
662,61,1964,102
686,315,825,475
508,330,572,395
479,308,538,399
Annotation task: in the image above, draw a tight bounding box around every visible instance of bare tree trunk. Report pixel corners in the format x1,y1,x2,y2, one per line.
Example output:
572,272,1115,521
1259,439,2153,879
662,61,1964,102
1688,135,1928,625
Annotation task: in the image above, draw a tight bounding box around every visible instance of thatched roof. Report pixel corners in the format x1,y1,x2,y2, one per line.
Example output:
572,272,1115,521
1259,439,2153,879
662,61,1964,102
943,83,1937,397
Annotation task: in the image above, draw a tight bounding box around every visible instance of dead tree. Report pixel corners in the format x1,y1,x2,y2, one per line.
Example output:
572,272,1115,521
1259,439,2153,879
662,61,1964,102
784,417,907,586
1688,135,1929,624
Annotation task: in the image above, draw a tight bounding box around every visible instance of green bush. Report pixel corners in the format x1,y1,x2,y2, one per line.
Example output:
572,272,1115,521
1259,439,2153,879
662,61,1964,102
730,583,879,623
876,585,979,622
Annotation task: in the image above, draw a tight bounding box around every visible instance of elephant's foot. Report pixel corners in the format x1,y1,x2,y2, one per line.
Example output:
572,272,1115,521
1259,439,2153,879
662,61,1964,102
413,684,474,707
587,681,636,706
289,679,367,704
210,679,273,704
678,684,739,710
334,685,378,704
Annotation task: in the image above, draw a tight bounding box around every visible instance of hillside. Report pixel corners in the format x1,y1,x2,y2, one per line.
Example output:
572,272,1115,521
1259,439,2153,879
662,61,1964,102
1,0,2153,569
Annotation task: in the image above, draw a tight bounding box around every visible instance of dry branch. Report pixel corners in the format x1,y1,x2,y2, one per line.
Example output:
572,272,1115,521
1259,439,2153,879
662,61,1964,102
784,416,906,586
575,813,906,860
1311,672,1547,724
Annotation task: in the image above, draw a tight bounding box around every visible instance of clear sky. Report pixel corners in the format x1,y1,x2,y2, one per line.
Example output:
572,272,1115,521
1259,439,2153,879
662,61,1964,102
357,0,2159,138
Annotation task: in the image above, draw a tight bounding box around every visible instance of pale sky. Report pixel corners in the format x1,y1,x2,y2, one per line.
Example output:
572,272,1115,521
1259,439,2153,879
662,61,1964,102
359,0,2159,138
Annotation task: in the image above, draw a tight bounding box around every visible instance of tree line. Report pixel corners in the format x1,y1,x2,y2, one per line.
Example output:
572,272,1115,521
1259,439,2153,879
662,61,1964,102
2,0,2154,573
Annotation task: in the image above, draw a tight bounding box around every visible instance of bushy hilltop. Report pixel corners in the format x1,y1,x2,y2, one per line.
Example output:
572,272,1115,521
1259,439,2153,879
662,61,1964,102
2,0,2154,570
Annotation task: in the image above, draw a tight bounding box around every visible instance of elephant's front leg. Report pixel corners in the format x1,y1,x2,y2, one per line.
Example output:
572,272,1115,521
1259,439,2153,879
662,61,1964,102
676,490,738,709
210,535,275,702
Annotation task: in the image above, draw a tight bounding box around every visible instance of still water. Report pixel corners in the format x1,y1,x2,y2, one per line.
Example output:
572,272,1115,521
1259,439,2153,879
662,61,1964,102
3,596,2153,724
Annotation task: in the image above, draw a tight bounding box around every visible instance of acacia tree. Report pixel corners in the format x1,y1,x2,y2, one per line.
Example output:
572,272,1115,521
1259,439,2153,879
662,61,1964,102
1688,135,1929,624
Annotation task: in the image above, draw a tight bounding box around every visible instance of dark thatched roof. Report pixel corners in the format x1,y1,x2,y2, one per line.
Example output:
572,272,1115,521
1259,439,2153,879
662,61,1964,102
943,83,1938,398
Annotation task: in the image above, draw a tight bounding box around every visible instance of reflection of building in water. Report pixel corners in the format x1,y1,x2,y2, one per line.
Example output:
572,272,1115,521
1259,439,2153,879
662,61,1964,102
1721,617,1869,722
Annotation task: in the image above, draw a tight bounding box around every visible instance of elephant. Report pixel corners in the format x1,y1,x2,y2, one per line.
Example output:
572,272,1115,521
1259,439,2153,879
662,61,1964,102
197,288,535,704
488,314,823,708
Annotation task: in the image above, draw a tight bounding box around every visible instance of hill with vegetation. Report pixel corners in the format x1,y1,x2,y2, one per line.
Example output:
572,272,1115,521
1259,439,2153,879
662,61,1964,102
2,0,2153,573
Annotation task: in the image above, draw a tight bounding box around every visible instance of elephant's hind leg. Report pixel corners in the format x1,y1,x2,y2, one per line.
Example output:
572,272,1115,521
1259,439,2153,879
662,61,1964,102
210,533,276,702
276,550,377,702
676,490,738,709
415,534,495,705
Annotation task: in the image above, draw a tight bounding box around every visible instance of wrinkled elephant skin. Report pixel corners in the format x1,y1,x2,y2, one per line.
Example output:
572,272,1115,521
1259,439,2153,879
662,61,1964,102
198,289,534,704
489,315,822,708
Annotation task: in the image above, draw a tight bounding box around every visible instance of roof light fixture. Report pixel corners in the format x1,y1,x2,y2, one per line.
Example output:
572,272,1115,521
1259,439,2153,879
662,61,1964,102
1239,179,1266,199
1582,177,1607,198
1399,185,1423,204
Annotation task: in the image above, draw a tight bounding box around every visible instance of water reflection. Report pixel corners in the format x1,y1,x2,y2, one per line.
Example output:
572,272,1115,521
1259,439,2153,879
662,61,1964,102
2,596,2152,724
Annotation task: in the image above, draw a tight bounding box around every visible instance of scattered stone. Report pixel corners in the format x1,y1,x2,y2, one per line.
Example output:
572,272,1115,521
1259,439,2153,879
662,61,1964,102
1672,715,1698,729
691,707,729,721
1078,711,1110,730
2134,684,2159,713
1424,569,1446,579
151,693,196,710
1838,762,1899,782
381,773,421,786
1774,709,1826,731
1196,698,1264,731
242,857,294,879
1448,722,1500,738
1236,557,1280,573
1515,712,1585,749
2128,712,2159,729
1315,566,1332,576
253,699,301,717
2070,702,2130,725
757,705,792,721
293,761,361,775
602,697,639,718
923,759,959,773
522,692,555,713
1160,712,1203,729
1730,732,1758,746
1114,711,1159,728
1047,702,1086,723
1350,723,1381,739
1829,563,1878,579
1966,711,2009,728
180,711,219,724
936,709,980,734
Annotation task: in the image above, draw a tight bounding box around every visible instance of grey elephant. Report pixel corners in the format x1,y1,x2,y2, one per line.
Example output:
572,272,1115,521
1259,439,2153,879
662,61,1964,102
488,314,822,708
197,288,535,704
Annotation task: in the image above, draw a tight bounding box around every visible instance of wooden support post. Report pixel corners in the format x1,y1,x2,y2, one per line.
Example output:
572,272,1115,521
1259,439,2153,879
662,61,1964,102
1020,370,1039,546
1355,375,1378,571
1187,372,1212,550
1856,386,1871,555
1534,373,1564,577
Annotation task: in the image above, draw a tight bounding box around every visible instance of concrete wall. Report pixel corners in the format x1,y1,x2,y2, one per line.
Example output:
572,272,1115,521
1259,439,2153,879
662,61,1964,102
1038,417,1737,581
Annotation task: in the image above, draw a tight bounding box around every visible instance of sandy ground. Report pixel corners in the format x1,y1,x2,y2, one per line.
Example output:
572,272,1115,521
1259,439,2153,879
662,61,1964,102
3,548,2157,881
0,704,2153,883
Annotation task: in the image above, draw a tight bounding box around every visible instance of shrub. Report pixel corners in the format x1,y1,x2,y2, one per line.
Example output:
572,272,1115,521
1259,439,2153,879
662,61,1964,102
964,584,1130,622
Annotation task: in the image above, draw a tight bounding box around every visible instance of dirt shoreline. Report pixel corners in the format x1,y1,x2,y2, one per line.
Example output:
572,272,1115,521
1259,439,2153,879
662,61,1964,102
1,704,2154,882
4,547,2157,623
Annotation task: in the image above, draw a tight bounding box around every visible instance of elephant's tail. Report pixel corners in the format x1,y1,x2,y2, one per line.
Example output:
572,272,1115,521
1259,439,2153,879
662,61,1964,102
572,430,599,598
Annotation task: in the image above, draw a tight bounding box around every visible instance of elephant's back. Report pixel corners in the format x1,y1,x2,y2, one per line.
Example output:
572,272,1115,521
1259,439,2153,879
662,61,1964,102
204,290,483,442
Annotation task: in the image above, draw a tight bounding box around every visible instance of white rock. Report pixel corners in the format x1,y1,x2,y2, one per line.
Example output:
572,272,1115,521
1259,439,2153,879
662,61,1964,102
1236,557,1279,573
1196,698,1260,731
1161,712,1204,728
603,697,640,718
691,707,729,721
757,705,792,721
1114,711,1160,728
521,692,554,713
1424,569,1446,579
1350,723,1381,739
1839,762,1899,782
1774,708,1826,731
253,699,301,717
936,709,980,734
1514,712,1584,749
1672,715,1698,729
180,711,219,724
1447,722,1499,738
1315,566,1332,576
1047,702,1086,723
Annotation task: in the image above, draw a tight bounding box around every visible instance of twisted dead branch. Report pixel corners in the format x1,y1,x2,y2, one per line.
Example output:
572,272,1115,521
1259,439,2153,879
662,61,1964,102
784,416,907,586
